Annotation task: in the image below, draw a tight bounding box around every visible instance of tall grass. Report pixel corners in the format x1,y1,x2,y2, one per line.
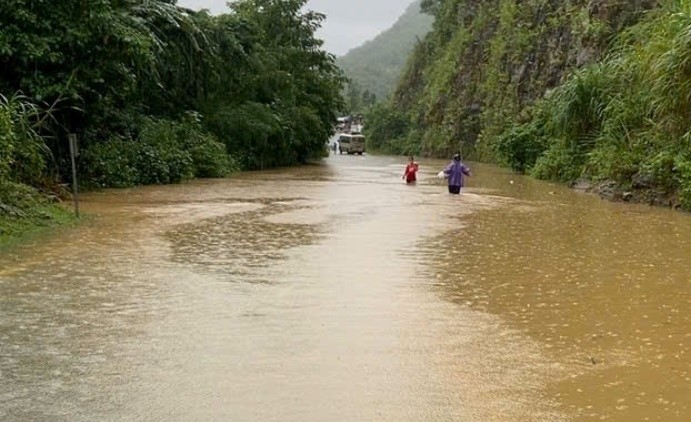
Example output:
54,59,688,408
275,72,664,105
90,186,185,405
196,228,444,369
0,93,67,237
494,0,691,209
0,94,50,187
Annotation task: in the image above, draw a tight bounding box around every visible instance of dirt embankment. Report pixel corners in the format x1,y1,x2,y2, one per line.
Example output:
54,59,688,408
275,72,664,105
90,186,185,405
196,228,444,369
571,178,682,210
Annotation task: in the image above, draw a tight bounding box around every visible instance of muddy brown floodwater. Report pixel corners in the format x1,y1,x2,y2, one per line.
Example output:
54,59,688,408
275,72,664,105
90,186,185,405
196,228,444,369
1,153,690,421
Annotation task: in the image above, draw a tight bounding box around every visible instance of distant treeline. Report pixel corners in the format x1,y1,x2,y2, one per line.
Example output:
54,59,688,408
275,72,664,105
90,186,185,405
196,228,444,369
0,0,344,210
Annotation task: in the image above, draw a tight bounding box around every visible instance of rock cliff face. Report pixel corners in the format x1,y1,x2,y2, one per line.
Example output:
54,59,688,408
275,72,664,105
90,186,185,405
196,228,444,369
391,0,657,158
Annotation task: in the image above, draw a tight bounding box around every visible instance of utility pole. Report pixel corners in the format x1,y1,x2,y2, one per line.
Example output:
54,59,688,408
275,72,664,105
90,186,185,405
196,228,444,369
68,134,80,218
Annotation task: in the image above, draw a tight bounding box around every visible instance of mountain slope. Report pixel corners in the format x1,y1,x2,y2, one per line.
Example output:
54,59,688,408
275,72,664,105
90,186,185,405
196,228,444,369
368,0,691,210
385,0,656,157
337,0,433,101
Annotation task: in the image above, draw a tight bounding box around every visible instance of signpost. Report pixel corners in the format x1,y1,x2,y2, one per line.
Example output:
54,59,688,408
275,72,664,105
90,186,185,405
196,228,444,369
68,134,80,218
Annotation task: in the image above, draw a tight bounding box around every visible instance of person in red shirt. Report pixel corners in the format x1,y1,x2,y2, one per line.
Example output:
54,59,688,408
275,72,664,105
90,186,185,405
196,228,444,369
402,156,419,184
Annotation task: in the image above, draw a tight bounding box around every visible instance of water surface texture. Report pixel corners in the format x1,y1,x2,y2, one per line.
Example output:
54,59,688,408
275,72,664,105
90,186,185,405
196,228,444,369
1,154,689,421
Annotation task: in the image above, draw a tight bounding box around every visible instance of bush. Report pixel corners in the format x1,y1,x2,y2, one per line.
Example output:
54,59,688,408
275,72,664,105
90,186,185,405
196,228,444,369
79,136,141,188
135,119,195,185
531,139,586,182
493,121,548,173
81,116,238,188
184,131,239,178
177,113,239,177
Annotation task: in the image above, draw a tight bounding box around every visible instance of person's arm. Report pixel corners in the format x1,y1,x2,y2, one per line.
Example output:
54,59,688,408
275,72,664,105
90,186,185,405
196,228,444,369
443,163,452,174
402,166,408,179
462,165,471,176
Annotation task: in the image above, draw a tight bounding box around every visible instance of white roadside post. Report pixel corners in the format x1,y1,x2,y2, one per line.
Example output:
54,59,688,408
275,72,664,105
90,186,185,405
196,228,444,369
68,133,80,218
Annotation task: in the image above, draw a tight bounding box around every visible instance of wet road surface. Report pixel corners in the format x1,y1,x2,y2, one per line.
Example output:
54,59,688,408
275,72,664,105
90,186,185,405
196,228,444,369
1,153,690,421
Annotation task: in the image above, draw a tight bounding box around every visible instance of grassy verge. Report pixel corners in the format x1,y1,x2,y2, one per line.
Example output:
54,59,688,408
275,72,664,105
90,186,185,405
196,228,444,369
0,203,77,250
0,181,77,250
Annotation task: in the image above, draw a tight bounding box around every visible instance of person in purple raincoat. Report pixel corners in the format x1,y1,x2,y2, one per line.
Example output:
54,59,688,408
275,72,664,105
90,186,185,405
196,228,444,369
443,154,471,194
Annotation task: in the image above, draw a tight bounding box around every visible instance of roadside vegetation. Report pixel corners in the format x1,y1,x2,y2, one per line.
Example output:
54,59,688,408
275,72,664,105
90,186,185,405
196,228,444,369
498,1,691,209
0,0,344,244
0,94,75,248
365,0,691,210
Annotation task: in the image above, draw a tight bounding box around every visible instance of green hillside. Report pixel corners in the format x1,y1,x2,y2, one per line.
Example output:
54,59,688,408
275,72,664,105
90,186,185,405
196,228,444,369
337,0,433,103
365,0,691,210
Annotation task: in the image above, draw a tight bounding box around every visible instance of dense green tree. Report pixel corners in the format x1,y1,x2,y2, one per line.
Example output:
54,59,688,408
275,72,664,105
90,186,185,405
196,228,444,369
0,0,345,196
212,0,345,168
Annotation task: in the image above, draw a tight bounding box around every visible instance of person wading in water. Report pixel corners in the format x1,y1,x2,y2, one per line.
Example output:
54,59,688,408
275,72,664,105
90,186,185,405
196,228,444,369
402,156,419,184
442,154,471,194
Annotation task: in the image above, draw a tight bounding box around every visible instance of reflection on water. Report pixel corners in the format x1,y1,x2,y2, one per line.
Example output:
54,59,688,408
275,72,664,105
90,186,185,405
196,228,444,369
0,155,689,421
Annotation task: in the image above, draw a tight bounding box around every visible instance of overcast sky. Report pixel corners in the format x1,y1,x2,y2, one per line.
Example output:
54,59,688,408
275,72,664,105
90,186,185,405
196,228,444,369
177,0,417,56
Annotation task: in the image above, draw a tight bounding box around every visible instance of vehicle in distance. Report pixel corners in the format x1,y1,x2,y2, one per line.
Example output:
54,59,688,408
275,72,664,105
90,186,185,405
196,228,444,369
338,134,365,155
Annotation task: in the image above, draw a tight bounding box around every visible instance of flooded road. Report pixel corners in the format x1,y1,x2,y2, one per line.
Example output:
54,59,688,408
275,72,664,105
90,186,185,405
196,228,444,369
1,154,690,421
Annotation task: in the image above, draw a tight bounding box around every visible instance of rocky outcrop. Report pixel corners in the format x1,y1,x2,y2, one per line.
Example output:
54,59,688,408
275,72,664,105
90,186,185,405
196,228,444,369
571,179,681,209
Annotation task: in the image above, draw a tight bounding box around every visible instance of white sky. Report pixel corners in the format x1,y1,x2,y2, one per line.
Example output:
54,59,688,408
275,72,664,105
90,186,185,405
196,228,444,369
177,0,417,56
